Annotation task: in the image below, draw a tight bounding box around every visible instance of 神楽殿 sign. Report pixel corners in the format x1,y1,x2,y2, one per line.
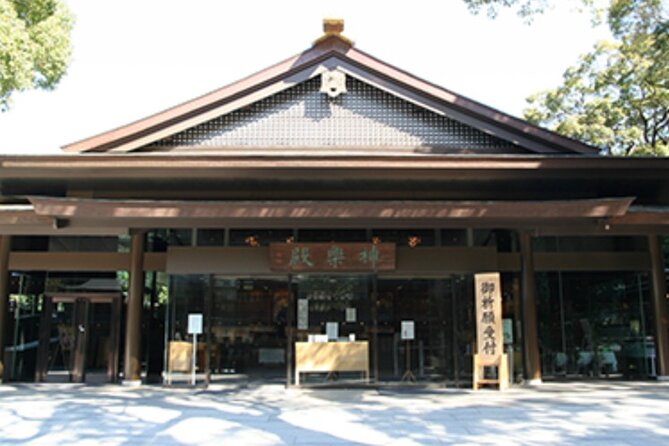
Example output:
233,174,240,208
269,243,395,272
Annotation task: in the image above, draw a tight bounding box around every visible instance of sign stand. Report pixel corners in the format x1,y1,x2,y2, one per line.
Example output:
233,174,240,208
401,340,416,382
473,273,509,391
472,353,509,391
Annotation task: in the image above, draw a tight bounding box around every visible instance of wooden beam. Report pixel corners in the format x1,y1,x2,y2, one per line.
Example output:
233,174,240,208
7,252,166,272
29,196,634,221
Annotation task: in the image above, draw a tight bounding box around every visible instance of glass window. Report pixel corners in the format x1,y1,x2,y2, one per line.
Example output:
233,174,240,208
146,230,168,252
229,229,293,246
166,275,288,382
440,229,467,246
371,229,435,247
473,229,518,252
11,236,49,251
537,271,654,379
48,236,119,252
534,236,648,252
197,229,225,246
376,276,474,383
298,229,367,243
168,229,193,247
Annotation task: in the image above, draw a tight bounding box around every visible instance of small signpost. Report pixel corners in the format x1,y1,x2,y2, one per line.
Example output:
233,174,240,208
400,320,416,382
188,313,203,386
473,273,509,391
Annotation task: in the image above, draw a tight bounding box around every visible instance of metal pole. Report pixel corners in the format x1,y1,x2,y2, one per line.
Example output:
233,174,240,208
191,332,197,386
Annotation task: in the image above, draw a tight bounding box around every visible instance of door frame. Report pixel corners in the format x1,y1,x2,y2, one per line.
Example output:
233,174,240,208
35,292,122,383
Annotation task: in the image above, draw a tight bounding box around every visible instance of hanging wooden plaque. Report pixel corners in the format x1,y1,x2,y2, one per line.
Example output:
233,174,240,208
269,243,395,272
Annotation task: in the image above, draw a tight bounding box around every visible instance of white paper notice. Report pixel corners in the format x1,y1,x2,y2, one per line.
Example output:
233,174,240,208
297,299,309,330
188,314,203,335
345,307,357,323
326,322,339,341
401,320,415,340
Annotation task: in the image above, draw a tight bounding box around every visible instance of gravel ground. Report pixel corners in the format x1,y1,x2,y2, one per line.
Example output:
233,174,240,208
1,381,668,445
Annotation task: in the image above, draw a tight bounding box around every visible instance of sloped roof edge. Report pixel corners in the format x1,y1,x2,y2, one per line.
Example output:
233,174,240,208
62,32,597,155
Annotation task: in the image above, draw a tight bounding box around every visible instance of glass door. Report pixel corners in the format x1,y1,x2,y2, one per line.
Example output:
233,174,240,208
35,294,120,383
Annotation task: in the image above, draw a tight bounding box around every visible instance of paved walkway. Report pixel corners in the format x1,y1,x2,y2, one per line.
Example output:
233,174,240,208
1,381,668,445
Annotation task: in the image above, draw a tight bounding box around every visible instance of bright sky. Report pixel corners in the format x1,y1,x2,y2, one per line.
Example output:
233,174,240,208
0,0,610,154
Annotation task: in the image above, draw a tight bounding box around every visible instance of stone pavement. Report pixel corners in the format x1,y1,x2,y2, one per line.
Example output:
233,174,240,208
1,381,668,445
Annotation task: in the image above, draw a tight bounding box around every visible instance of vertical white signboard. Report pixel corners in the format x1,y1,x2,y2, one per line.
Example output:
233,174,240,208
475,273,502,365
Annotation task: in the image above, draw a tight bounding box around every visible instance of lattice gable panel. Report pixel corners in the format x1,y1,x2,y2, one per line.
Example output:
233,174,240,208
147,76,526,153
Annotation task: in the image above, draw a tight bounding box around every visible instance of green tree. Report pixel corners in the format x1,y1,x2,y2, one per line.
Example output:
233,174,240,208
0,0,73,111
465,0,668,156
463,0,550,18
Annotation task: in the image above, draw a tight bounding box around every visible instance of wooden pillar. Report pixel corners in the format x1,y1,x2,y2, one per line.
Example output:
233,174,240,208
123,233,145,384
649,235,669,378
0,236,10,382
519,232,542,384
286,275,294,387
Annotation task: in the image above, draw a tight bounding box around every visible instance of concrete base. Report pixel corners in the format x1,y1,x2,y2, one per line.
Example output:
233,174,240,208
121,380,142,387
656,375,669,382
524,379,543,386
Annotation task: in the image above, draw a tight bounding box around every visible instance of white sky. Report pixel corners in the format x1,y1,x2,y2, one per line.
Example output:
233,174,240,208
0,0,610,154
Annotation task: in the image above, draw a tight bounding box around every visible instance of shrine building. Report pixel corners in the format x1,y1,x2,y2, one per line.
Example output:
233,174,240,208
0,20,668,386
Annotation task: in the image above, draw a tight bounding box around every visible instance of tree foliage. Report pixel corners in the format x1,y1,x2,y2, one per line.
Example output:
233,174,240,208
463,0,551,18
466,0,669,156
0,0,73,111
525,1,668,155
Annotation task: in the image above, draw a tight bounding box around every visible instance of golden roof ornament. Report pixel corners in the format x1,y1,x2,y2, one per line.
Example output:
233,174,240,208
314,18,353,46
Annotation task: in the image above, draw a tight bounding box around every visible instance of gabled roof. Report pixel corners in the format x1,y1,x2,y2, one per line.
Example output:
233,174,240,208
62,20,598,155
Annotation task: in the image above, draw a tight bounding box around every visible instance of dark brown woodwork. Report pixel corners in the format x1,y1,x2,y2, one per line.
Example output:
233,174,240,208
0,235,10,382
123,233,145,383
29,197,634,221
286,275,294,388
649,235,669,377
520,232,542,383
7,252,166,272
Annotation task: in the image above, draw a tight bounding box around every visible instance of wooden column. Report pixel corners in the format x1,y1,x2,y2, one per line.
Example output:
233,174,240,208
123,233,145,384
0,236,10,382
519,232,542,384
649,235,669,378
286,275,294,388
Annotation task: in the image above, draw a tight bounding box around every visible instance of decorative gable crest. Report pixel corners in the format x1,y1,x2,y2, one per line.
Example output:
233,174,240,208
320,69,347,98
